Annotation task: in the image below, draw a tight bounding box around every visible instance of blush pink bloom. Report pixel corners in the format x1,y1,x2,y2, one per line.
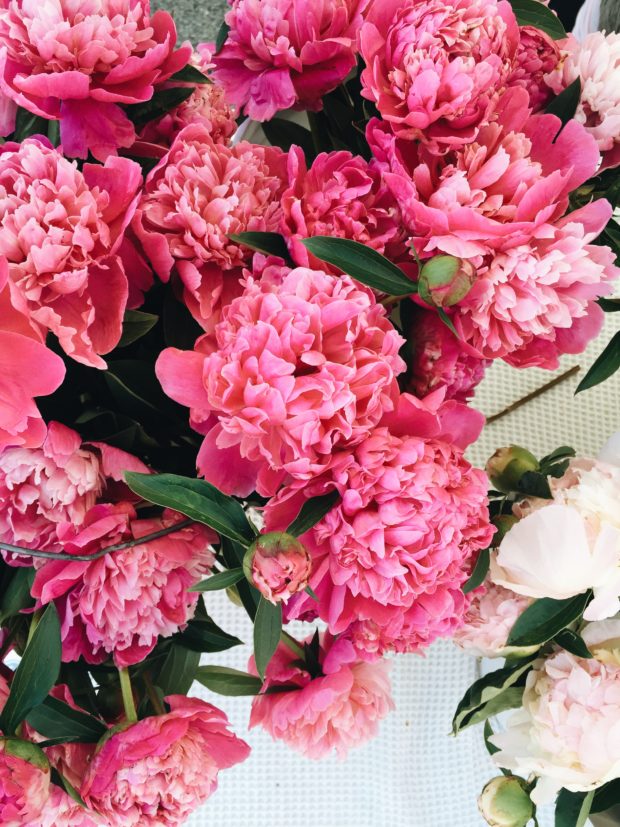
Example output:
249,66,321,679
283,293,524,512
213,0,368,121
0,0,192,160
32,505,215,666
247,531,312,603
507,25,561,111
0,741,50,827
359,0,520,152
265,392,493,653
157,265,405,497
454,579,533,658
250,634,394,758
134,124,286,331
81,695,250,826
0,138,142,368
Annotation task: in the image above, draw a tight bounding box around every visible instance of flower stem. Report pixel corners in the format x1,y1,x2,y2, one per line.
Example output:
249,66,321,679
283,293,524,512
143,672,165,716
118,667,138,723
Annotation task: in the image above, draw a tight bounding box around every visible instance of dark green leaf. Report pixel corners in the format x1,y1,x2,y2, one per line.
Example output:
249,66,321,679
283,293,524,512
176,615,242,653
507,592,591,648
25,696,106,743
215,21,230,54
189,568,245,592
0,568,35,624
10,107,49,142
169,64,210,84
517,471,552,499
461,686,524,730
196,665,263,696
125,87,194,128
509,0,567,38
599,298,620,312
286,491,340,538
163,290,203,350
254,597,282,679
117,310,159,348
453,659,534,734
104,360,182,425
262,118,315,158
545,78,582,136
555,789,595,827
554,629,592,659
462,548,490,594
592,780,620,814
56,771,86,808
576,332,620,393
483,720,500,757
301,237,416,296
305,585,319,602
229,231,291,261
221,537,260,619
124,472,254,545
152,643,200,695
540,446,577,467
437,308,460,338
0,605,61,735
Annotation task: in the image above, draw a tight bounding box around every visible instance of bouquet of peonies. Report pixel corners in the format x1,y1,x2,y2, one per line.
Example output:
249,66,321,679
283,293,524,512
0,0,617,824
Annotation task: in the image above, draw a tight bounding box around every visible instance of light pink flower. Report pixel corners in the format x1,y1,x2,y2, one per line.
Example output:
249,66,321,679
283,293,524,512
0,0,192,160
507,25,561,111
359,0,520,152
0,138,142,368
157,265,405,497
247,531,312,603
81,695,250,826
213,0,367,121
250,634,394,758
0,741,50,827
454,579,533,658
32,505,215,666
265,392,493,653
134,124,287,332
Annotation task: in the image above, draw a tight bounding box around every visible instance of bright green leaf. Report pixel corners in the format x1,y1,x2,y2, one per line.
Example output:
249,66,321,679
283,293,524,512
286,491,340,538
196,665,263,696
254,597,282,679
507,592,591,648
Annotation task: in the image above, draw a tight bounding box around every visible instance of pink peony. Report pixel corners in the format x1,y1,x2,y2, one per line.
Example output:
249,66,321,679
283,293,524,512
359,0,520,152
265,392,493,653
454,579,533,658
0,740,50,827
0,0,192,160
250,634,394,758
133,124,286,332
213,0,368,121
157,265,405,497
81,695,250,826
32,505,215,666
26,786,101,827
246,531,312,603
0,138,142,368
281,147,405,270
507,25,561,111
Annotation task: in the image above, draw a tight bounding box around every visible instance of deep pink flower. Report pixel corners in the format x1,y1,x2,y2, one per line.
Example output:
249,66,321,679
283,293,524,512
32,505,215,666
157,265,405,497
250,634,394,758
359,0,519,152
81,695,250,826
0,0,192,160
507,25,561,111
26,786,101,827
213,0,368,121
0,740,50,827
246,531,312,603
134,124,287,332
0,138,142,368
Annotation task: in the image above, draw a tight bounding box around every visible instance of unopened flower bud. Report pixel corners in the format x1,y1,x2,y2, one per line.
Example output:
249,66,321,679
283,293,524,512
243,532,312,604
478,776,534,827
486,447,540,494
418,255,476,308
0,738,49,772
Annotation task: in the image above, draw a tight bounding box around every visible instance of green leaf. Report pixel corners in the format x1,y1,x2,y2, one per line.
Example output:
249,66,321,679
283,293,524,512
0,568,35,624
215,21,230,54
169,64,210,84
598,297,620,312
462,548,490,595
507,592,591,648
540,446,577,466
576,332,620,393
262,118,315,158
509,0,567,39
517,470,552,499
452,659,534,734
0,605,61,735
124,472,254,545
437,308,459,338
461,686,524,730
305,585,319,602
286,491,340,538
196,665,263,696
253,597,282,679
301,237,416,296
555,789,595,827
221,537,260,619
553,629,592,659
25,696,106,743
10,107,49,142
125,87,194,128
229,231,291,261
117,310,159,348
152,643,200,696
176,615,242,653
189,568,245,593
104,360,182,425
483,720,501,758
545,78,582,136
592,780,620,814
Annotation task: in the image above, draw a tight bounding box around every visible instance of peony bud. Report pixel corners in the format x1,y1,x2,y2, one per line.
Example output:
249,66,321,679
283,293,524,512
0,738,49,772
418,255,476,308
243,532,312,604
486,447,540,494
478,776,535,827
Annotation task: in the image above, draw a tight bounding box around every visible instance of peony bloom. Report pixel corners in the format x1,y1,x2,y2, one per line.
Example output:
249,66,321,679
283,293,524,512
213,0,368,121
359,0,519,152
0,740,50,827
454,579,533,658
546,33,620,170
32,505,215,666
491,645,620,804
281,147,405,269
26,786,101,827
0,0,192,160
157,265,405,497
81,695,250,826
0,138,142,368
507,25,561,111
265,392,493,653
134,124,286,331
245,531,312,603
250,634,394,758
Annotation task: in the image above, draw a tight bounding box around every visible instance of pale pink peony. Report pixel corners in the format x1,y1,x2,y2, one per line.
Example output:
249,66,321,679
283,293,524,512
157,265,405,497
359,0,520,152
265,392,493,653
0,0,192,160
213,0,368,121
81,695,250,826
32,505,215,666
0,138,142,368
547,33,620,170
247,531,312,603
0,741,50,827
454,579,533,658
134,124,287,332
507,25,561,111
250,634,394,758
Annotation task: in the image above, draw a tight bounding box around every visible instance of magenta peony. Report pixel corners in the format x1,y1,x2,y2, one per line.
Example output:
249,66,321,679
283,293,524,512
245,531,312,603
80,695,250,826
359,0,519,152
0,740,50,827
157,264,405,497
250,634,394,758
212,0,367,121
507,25,560,111
0,0,192,160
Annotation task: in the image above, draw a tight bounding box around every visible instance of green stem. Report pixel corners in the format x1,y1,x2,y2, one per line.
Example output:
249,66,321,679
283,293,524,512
118,667,138,723
143,672,165,716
